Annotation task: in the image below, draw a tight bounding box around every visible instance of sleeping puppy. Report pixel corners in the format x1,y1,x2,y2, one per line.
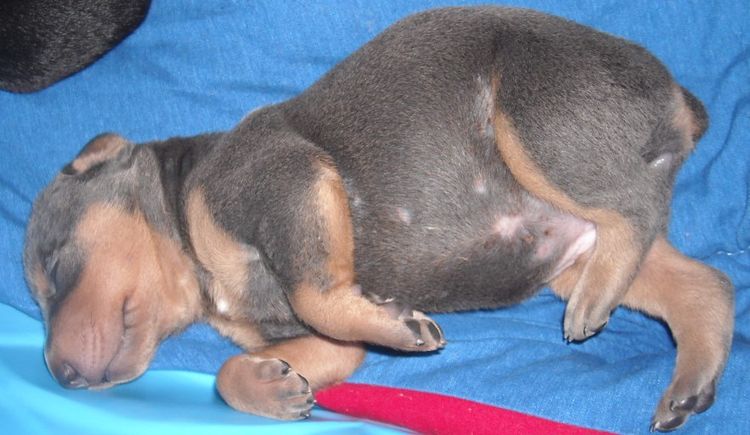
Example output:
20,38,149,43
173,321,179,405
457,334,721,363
23,7,733,432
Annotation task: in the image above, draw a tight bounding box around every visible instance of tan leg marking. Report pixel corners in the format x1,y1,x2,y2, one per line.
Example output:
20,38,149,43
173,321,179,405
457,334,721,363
622,237,733,430
216,335,364,420
494,111,641,341
289,163,445,351
315,163,356,286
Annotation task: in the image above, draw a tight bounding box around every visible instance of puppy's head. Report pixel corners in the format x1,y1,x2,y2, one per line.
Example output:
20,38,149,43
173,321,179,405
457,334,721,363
24,133,202,389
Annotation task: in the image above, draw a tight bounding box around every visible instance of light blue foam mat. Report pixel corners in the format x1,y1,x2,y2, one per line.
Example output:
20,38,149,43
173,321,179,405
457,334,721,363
0,303,404,434
1,1,748,433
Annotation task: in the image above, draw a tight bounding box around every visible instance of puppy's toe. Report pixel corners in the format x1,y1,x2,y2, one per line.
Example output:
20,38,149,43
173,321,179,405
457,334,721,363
650,376,717,432
670,378,716,414
217,356,315,420
562,297,610,342
651,397,691,432
252,358,293,381
403,311,447,351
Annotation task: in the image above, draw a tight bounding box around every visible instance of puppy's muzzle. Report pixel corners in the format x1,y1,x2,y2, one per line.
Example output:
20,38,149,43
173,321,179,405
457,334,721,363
43,291,155,390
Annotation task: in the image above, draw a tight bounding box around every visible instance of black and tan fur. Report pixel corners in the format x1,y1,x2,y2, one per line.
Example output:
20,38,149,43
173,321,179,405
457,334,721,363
24,7,733,431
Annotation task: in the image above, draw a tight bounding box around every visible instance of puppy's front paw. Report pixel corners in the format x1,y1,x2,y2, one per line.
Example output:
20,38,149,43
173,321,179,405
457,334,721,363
217,355,315,420
562,293,611,342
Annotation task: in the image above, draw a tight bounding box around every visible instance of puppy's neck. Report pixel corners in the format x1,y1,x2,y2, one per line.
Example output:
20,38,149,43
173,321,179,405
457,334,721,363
141,133,225,316
147,133,222,240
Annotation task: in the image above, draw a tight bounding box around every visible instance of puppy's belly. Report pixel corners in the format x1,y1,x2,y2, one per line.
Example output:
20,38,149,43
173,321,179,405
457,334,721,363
355,195,595,312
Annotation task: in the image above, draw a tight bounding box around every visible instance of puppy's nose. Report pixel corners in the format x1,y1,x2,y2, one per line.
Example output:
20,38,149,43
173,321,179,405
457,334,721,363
58,362,89,389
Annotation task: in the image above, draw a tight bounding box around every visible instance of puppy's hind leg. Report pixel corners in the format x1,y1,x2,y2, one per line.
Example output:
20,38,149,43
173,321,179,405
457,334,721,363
495,112,643,342
216,335,364,420
621,237,734,432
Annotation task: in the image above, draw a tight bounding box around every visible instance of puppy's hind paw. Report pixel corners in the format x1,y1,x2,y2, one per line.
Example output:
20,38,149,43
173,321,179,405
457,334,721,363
650,377,717,432
377,299,446,351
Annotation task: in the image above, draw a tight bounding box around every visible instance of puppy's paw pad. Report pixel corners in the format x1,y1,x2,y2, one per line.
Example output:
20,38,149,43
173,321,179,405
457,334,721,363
668,378,716,414
258,365,314,419
651,378,717,432
400,312,446,351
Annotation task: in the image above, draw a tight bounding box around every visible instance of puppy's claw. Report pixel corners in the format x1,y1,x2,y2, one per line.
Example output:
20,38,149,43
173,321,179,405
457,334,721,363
670,396,697,412
563,316,609,342
563,292,614,342
584,320,607,337
297,373,310,391
429,322,448,348
650,414,687,432
427,322,444,345
279,360,291,376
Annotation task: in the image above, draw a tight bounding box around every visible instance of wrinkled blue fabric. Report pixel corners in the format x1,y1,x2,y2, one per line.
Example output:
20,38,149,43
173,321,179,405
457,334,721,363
1,1,748,433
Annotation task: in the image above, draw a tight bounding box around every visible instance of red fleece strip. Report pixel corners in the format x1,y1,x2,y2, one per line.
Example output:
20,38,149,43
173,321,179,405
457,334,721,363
316,383,612,435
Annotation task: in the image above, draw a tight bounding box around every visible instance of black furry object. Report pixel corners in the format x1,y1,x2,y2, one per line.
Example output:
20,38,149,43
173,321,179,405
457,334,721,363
0,0,151,93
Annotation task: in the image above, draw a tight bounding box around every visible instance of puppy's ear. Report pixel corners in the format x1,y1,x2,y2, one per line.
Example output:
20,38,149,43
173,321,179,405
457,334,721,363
62,133,133,175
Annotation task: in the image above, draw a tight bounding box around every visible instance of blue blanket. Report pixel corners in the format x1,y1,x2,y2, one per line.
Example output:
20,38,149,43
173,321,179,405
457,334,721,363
1,1,748,433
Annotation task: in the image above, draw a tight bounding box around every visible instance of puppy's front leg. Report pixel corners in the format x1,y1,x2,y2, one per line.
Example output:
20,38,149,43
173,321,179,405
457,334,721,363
286,161,445,351
216,334,364,420
197,136,446,352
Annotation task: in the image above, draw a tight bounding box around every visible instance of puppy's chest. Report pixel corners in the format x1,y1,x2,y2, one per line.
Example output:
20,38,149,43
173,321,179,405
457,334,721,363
201,245,309,341
187,189,302,338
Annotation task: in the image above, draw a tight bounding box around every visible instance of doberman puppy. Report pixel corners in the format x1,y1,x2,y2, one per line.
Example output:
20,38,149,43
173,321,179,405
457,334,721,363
23,7,733,432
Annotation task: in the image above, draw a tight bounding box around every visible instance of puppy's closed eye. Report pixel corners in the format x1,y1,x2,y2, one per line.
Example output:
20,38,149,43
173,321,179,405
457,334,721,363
43,250,82,301
47,258,60,296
